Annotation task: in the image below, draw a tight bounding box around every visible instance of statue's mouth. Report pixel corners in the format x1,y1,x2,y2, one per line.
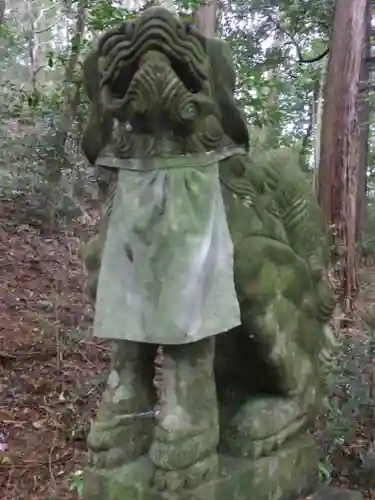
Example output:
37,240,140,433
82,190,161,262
98,7,208,108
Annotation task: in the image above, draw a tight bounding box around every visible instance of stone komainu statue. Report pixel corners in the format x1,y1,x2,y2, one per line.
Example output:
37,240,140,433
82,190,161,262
80,8,338,500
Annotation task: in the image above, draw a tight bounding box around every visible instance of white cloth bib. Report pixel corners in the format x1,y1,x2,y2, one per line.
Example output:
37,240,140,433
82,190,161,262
93,149,242,344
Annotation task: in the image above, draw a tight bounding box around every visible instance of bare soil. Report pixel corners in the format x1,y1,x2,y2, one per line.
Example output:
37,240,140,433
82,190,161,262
0,196,107,500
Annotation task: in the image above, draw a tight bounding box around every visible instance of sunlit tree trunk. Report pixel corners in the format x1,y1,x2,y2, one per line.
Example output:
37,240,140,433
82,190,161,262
300,78,318,172
259,17,284,148
318,0,366,313
356,0,371,243
0,0,5,26
24,0,44,93
45,1,86,186
194,0,217,36
313,58,327,192
124,0,176,11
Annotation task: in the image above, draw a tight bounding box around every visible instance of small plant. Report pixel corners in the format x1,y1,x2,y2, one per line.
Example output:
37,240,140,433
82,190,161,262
0,455,12,465
318,460,332,484
68,469,84,498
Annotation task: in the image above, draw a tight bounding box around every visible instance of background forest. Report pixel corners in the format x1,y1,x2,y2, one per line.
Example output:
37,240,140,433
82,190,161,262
1,1,375,499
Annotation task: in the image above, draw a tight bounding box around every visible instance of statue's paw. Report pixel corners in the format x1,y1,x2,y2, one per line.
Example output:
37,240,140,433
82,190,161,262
150,406,219,470
220,397,309,459
87,447,127,469
152,454,218,492
150,424,219,471
152,468,185,492
183,454,218,489
87,415,154,467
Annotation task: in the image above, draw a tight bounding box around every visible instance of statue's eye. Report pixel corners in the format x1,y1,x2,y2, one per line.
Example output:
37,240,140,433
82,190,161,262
184,23,192,34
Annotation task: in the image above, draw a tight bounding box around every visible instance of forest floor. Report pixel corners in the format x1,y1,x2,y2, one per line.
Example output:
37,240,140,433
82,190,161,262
2,194,375,499
0,195,107,500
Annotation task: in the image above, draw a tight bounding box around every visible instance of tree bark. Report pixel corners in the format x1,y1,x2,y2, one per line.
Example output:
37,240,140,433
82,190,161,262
45,1,86,186
194,0,217,36
356,0,372,243
317,0,366,313
260,15,284,148
0,0,5,26
313,58,327,193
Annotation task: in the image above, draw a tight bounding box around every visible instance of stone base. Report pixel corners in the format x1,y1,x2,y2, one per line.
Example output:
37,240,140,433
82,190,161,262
83,436,319,500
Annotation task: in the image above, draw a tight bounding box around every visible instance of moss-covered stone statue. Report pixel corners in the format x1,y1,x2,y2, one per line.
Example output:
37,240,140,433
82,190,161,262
80,7,338,500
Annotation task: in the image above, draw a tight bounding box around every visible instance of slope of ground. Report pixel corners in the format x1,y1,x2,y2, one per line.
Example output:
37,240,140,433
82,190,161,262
0,195,107,500
318,268,375,499
2,194,375,499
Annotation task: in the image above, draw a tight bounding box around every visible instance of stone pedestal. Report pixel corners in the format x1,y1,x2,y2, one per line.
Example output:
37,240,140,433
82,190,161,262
83,436,318,500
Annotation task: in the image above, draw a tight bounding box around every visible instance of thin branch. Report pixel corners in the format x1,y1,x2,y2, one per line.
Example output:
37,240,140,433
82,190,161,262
35,17,65,34
267,14,329,64
299,48,329,63
34,64,46,77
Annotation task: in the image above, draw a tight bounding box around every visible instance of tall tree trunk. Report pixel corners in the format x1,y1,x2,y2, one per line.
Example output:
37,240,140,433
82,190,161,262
260,19,284,148
45,1,86,186
313,58,328,193
300,80,317,172
194,0,217,36
356,0,372,243
317,0,366,313
0,0,5,26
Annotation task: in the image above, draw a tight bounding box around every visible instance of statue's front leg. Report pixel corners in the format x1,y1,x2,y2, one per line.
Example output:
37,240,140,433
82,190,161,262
150,337,219,492
87,340,157,469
